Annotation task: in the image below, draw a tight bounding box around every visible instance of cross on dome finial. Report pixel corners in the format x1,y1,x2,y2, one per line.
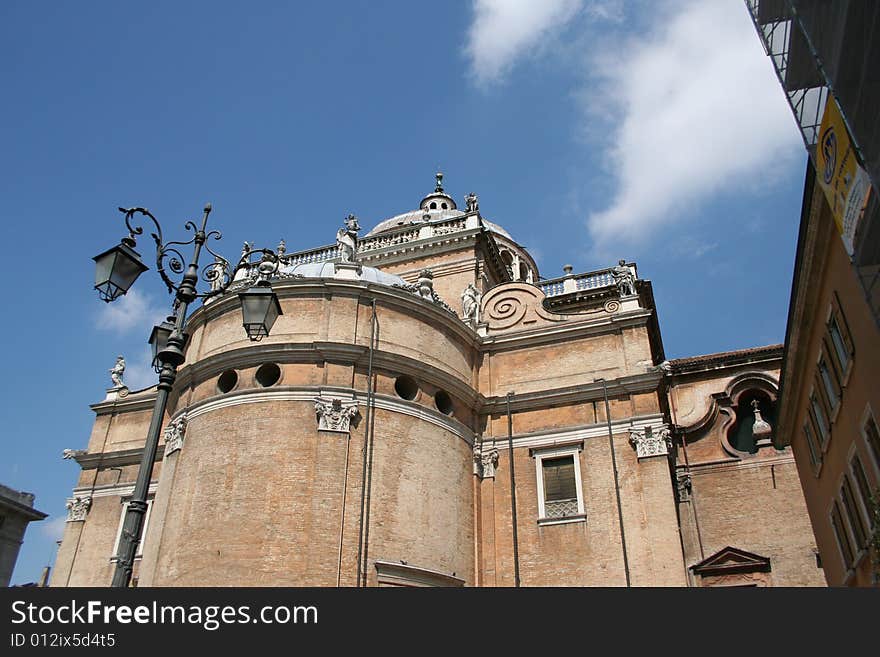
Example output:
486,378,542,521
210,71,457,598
435,171,444,193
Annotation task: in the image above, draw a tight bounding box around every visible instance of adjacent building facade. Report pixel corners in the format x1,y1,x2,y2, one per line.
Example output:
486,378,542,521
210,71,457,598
747,0,880,585
52,177,824,586
0,483,46,587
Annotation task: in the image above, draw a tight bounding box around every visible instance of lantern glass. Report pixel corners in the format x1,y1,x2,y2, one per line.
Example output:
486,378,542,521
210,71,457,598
238,283,282,341
148,319,175,372
93,242,148,302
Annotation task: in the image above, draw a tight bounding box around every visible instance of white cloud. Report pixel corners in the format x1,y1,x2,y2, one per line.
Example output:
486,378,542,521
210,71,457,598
465,0,586,86
584,0,802,251
121,347,160,392
40,516,66,542
94,288,167,334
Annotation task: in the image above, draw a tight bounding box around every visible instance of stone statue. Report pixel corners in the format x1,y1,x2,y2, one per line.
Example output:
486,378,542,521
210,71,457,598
461,283,480,323
417,269,434,300
277,239,286,257
612,260,637,297
209,255,226,292
751,399,772,439
109,355,126,389
337,214,361,263
465,192,479,213
62,449,86,460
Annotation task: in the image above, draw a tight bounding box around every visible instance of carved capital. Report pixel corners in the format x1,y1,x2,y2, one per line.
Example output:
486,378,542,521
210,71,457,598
315,397,360,433
676,472,692,502
629,425,671,459
473,442,499,479
163,414,188,456
65,496,92,522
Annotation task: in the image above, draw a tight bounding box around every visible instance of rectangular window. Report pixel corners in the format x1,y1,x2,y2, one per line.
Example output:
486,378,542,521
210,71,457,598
828,315,850,374
810,392,830,450
831,501,854,571
111,498,153,560
863,410,880,476
840,476,868,551
803,421,820,469
851,454,875,532
533,444,585,524
818,357,839,414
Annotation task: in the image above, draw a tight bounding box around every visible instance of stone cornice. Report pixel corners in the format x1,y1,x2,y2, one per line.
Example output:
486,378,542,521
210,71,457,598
0,495,47,521
485,414,665,451
72,481,159,499
173,342,479,409
91,390,158,415
777,169,833,445
72,447,164,470
480,308,653,351
358,227,483,266
479,371,664,414
170,386,475,446
675,452,795,476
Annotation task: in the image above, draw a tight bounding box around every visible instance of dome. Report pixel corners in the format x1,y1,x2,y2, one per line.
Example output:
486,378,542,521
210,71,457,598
278,260,407,287
364,172,514,241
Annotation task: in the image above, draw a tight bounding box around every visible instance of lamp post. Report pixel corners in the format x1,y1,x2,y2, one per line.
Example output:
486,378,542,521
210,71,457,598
93,203,283,587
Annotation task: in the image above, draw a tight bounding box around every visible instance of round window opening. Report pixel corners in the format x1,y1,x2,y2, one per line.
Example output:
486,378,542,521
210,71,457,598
255,363,282,387
429,202,437,209
435,390,454,416
441,202,448,209
394,375,419,400
217,369,238,394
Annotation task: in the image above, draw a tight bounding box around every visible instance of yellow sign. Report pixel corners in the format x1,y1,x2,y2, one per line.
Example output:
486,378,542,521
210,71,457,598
816,96,871,255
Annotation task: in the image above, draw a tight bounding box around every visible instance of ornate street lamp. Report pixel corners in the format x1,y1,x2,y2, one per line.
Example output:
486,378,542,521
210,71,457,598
239,280,283,340
93,203,282,587
148,317,176,373
92,236,149,302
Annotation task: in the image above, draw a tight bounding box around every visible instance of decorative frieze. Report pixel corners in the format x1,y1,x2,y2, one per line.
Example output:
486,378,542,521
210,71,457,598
629,425,672,459
314,397,360,433
163,414,188,456
65,496,92,522
473,441,499,479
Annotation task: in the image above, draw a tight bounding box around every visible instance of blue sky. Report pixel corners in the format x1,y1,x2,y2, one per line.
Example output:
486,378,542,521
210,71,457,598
1,1,806,584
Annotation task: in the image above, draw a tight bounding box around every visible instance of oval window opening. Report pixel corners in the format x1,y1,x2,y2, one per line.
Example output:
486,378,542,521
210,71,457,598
217,370,238,394
394,375,419,401
255,363,282,387
435,390,454,416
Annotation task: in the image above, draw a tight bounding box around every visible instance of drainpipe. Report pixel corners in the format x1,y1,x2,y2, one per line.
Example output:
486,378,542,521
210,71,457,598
597,377,631,587
506,392,521,587
355,299,377,587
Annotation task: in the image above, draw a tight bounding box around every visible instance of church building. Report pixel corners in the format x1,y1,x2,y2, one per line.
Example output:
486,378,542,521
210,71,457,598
53,175,825,587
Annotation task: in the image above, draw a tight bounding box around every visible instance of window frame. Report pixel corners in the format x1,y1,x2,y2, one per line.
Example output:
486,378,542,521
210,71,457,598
839,472,868,558
829,499,855,577
816,351,841,421
110,497,154,561
825,293,854,385
808,388,831,453
531,443,586,526
802,419,822,474
860,404,880,480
